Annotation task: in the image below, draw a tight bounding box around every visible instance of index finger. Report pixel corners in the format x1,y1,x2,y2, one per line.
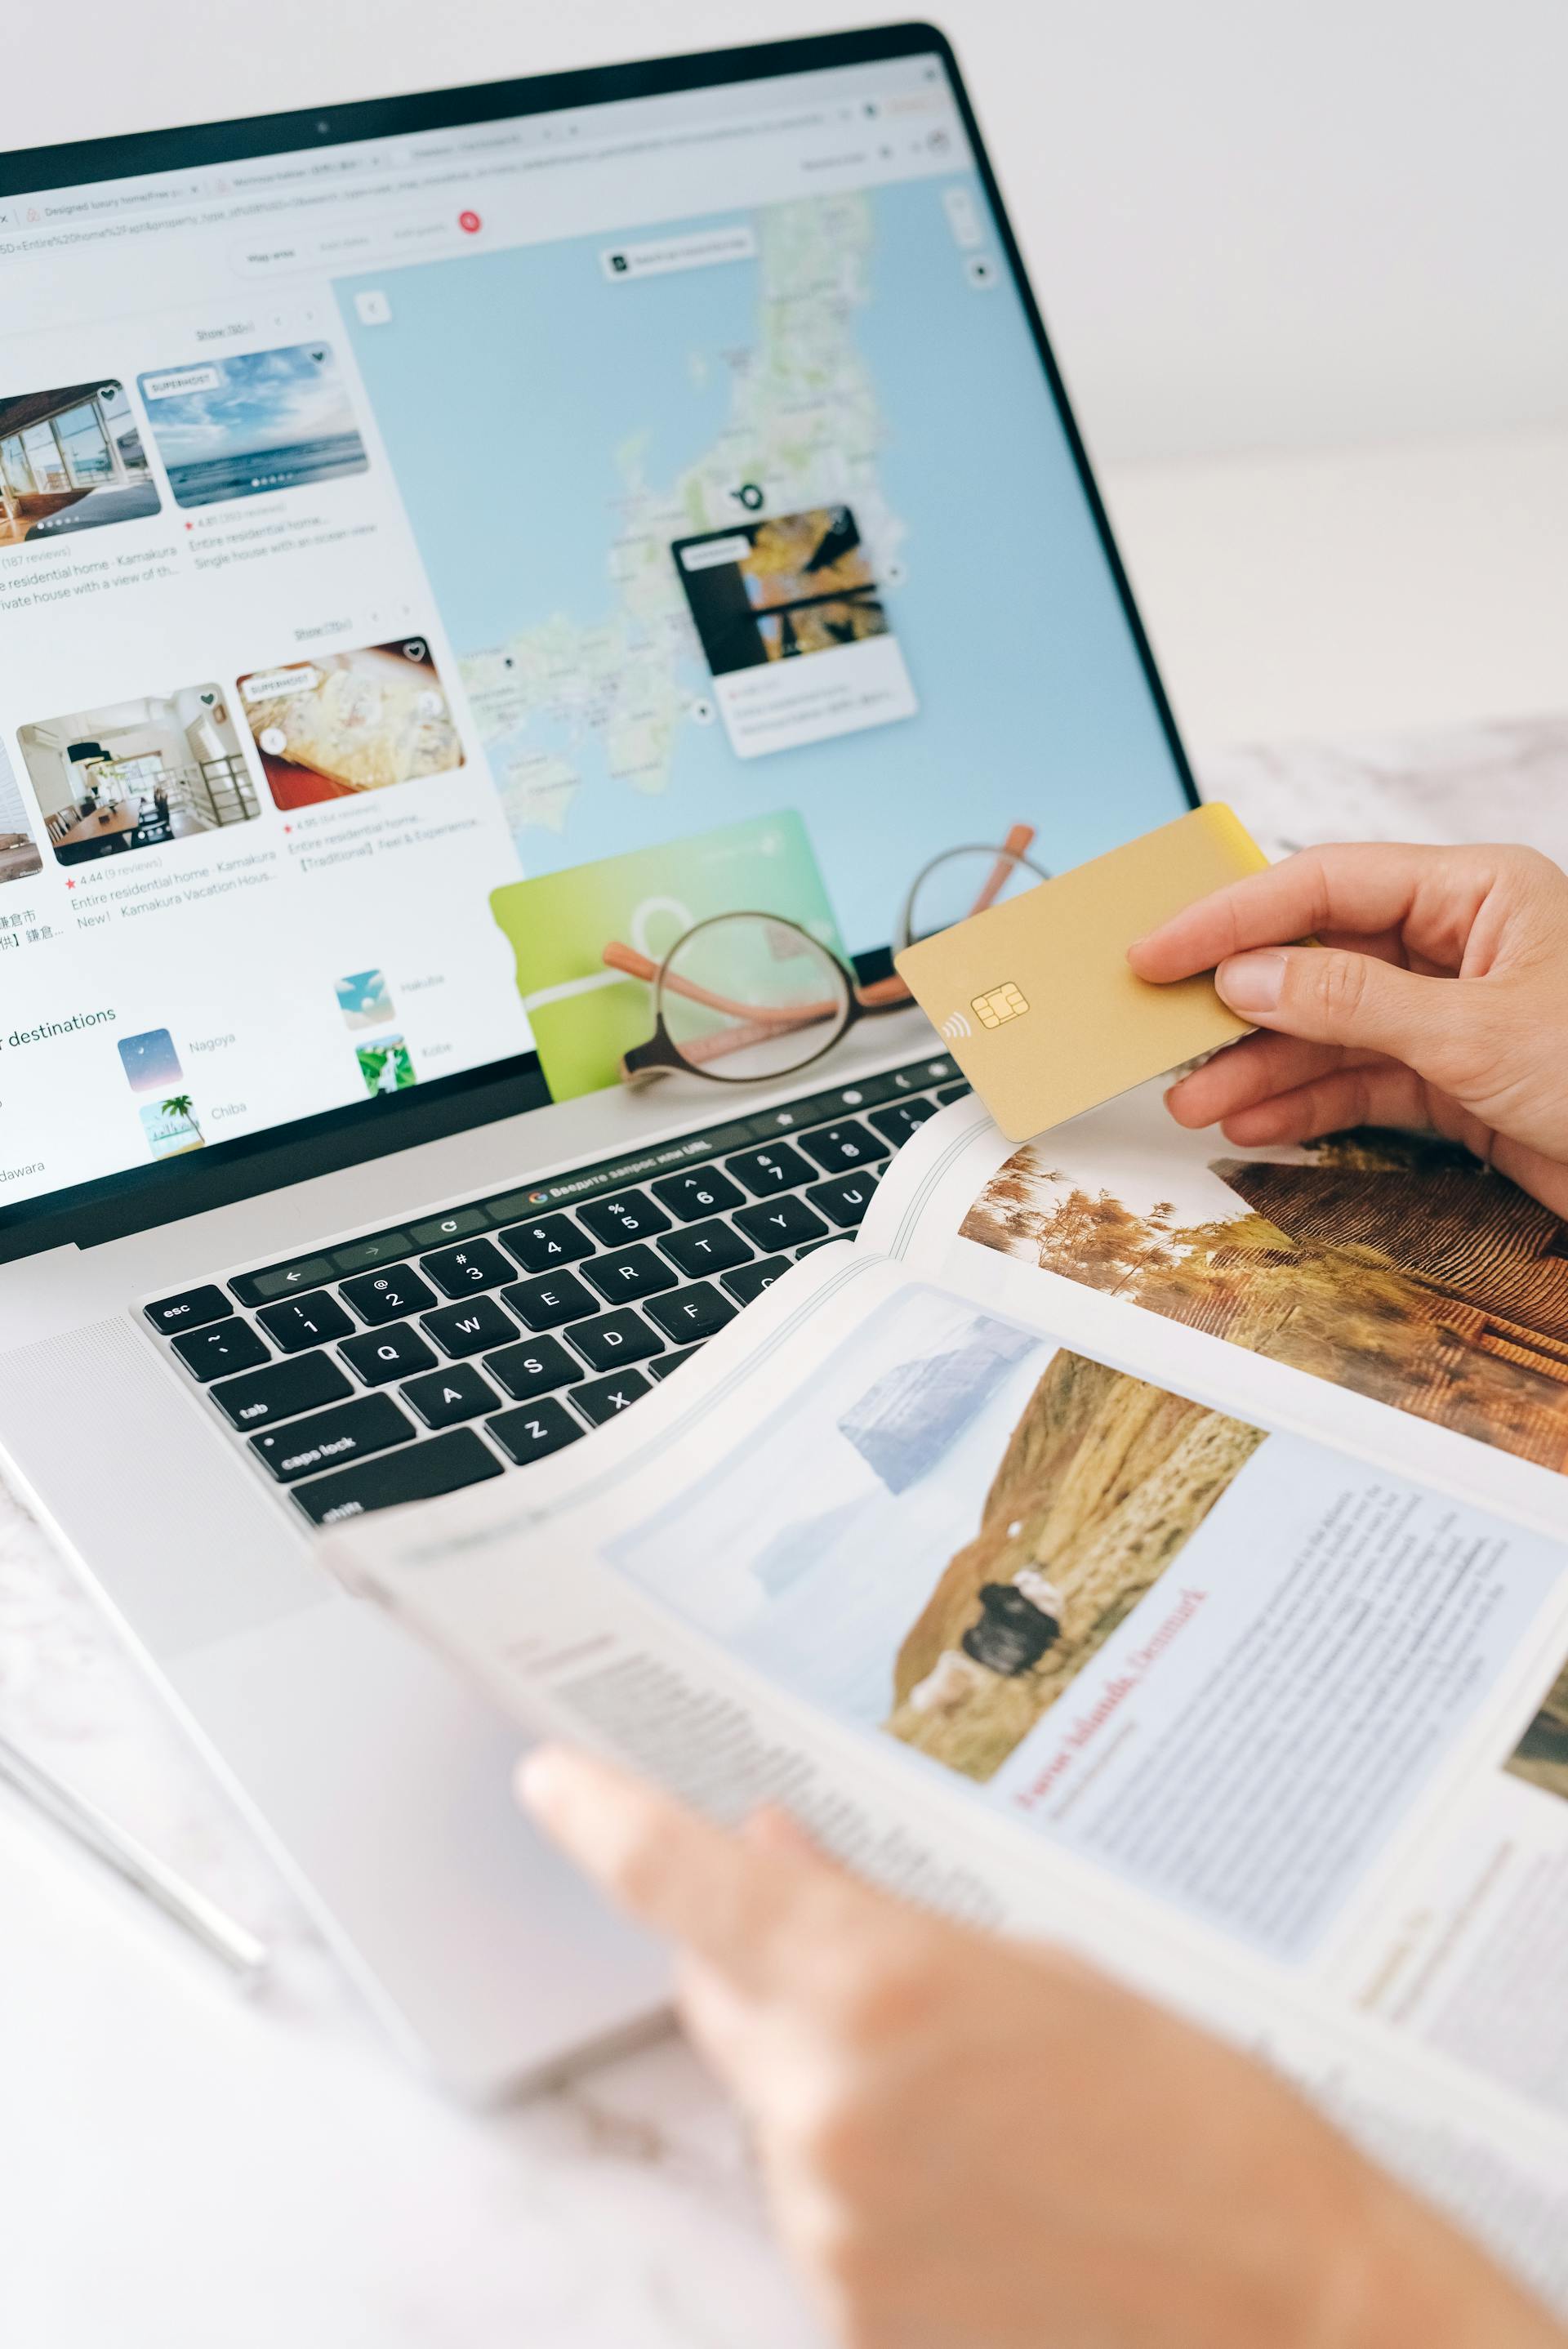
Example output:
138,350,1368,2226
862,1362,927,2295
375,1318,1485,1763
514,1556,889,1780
1125,841,1468,983
518,1744,843,1990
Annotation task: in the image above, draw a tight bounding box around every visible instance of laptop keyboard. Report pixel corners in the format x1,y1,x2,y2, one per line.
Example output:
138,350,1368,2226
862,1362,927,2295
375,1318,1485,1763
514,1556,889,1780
140,1057,967,1529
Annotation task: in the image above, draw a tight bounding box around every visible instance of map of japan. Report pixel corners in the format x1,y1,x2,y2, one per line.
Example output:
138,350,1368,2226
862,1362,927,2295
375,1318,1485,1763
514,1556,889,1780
341,160,1192,957
458,192,911,839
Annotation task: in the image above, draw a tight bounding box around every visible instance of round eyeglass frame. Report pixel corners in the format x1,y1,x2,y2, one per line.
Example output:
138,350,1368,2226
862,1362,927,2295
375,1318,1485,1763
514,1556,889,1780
618,840,1050,1086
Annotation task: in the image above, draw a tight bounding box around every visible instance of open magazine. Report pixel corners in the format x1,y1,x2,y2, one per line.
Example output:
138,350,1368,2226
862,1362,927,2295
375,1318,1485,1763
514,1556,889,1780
327,1086,1568,2310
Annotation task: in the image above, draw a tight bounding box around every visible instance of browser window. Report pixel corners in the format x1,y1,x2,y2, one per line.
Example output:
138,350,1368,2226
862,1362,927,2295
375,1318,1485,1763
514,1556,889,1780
0,50,1191,1217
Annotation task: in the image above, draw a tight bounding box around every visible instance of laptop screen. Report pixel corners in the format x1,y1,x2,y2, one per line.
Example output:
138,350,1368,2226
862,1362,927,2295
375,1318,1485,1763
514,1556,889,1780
0,35,1192,1234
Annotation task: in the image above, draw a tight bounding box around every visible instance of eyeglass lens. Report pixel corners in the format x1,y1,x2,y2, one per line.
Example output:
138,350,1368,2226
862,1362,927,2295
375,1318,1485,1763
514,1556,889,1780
658,913,851,1081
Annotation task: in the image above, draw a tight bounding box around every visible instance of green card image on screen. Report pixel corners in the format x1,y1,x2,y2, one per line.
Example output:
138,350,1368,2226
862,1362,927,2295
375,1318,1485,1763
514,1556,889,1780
491,812,846,1101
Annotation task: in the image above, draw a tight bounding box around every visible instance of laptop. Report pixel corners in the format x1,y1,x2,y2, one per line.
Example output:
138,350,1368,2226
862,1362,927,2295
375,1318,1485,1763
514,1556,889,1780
0,25,1196,2094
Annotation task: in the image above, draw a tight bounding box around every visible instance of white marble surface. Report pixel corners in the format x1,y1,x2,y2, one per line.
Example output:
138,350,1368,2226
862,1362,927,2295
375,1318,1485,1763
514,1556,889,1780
1206,711,1568,865
3,715,1566,2347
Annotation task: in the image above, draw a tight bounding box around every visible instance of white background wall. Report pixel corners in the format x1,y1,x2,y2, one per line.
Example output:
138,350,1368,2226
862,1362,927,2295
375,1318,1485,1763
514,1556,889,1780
7,0,1567,741
11,0,1566,466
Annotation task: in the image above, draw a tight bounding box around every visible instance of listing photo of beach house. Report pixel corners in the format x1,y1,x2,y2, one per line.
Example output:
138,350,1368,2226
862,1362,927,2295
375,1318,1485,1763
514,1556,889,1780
0,381,160,546
136,342,369,507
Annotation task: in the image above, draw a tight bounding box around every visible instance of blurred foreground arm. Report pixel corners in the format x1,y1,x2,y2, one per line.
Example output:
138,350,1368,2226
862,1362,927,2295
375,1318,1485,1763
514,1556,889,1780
520,1747,1564,2349
1127,843,1568,1217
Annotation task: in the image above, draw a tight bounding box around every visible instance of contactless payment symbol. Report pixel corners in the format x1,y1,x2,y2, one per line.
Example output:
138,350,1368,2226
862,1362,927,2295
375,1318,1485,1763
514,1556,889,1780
972,982,1029,1029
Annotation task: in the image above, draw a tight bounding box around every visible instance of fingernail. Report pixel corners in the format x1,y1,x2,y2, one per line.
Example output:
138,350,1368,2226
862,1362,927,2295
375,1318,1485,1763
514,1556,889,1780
516,1745,569,1814
1216,951,1285,1014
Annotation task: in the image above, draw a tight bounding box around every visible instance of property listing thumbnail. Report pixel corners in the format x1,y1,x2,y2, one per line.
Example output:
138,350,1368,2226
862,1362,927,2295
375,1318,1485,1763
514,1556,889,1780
671,505,916,758
0,381,159,547
236,639,463,809
137,342,368,508
0,741,42,888
17,687,260,867
608,1280,1568,1960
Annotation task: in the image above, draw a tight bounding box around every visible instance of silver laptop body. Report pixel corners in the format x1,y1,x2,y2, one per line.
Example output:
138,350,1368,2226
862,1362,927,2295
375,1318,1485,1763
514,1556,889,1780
0,25,1196,2093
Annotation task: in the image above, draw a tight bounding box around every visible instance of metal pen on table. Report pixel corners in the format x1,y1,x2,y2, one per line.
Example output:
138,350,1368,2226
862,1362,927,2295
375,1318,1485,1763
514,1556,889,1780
0,1729,270,1988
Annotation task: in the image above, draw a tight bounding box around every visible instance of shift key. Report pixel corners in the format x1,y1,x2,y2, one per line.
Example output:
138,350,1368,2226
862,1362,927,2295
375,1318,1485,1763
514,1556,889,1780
249,1393,413,1482
291,1429,504,1526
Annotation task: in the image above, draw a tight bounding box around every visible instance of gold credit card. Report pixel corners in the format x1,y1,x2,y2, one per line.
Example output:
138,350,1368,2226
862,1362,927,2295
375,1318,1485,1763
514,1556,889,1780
894,804,1270,1141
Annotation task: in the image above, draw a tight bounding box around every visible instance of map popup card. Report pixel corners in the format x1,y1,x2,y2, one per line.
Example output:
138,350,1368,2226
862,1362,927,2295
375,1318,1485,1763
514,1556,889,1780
491,810,846,1103
893,803,1270,1141
672,505,917,760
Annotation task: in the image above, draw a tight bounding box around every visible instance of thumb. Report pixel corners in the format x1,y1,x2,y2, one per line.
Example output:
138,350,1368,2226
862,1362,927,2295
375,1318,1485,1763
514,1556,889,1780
1214,946,1481,1089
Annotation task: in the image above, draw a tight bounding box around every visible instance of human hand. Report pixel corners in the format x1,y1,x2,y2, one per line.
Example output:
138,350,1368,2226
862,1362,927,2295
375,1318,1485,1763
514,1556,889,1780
1126,843,1568,1219
519,1746,1562,2349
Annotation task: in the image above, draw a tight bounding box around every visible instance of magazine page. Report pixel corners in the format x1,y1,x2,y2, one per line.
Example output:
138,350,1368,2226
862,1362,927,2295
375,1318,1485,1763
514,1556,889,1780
323,1242,1568,2289
862,1085,1568,2139
861,1086,1568,1532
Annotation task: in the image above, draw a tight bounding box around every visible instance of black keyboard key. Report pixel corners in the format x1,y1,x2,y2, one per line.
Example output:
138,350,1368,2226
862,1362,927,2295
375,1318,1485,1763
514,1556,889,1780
807,1170,880,1229
484,1335,583,1401
936,1081,970,1105
799,1121,881,1174
658,1219,753,1277
648,1346,702,1381
411,1206,489,1246
869,1099,938,1147
250,1393,413,1483
565,1308,663,1373
341,1266,438,1326
331,1230,413,1274
423,1296,518,1357
572,1368,652,1426
498,1214,595,1273
734,1194,829,1250
503,1269,598,1332
292,1429,504,1525
172,1320,270,1381
723,1142,814,1196
486,1399,584,1468
401,1362,501,1429
722,1255,791,1304
420,1238,515,1297
796,1238,839,1257
256,1291,354,1353
651,1167,745,1223
644,1283,737,1344
339,1322,438,1387
145,1284,233,1337
211,1350,352,1430
577,1189,672,1245
581,1243,679,1304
